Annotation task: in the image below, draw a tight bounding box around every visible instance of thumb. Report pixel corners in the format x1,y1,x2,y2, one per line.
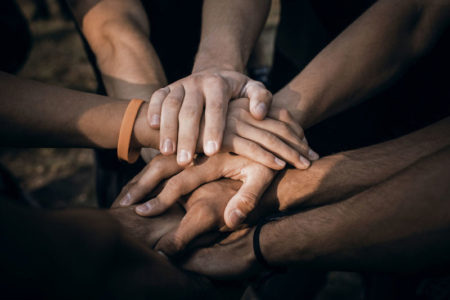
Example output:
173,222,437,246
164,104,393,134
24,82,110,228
155,203,217,256
242,80,272,120
224,168,274,229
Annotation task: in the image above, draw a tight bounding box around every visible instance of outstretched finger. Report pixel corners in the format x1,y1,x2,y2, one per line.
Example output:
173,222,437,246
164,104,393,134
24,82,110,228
160,85,185,155
135,157,223,216
147,87,169,129
202,77,230,156
176,89,203,166
115,155,182,208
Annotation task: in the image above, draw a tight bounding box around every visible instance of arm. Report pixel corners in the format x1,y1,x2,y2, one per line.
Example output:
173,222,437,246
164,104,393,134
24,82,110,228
148,0,283,165
274,0,450,128
193,0,271,73
81,0,166,99
0,198,210,298
182,143,450,278
0,71,157,149
261,145,450,271
264,116,450,211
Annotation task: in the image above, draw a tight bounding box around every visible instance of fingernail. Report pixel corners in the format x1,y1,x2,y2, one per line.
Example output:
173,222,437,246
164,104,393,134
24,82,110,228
229,209,246,228
136,202,153,214
255,102,267,116
274,157,286,167
178,149,191,164
157,250,168,259
119,192,132,206
299,155,311,168
204,140,218,155
308,149,319,160
150,114,160,126
162,138,173,154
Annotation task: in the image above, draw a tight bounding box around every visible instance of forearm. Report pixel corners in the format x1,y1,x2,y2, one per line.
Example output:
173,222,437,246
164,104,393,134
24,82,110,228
261,146,450,271
265,117,450,210
82,0,166,99
274,0,450,128
0,72,158,149
193,0,271,72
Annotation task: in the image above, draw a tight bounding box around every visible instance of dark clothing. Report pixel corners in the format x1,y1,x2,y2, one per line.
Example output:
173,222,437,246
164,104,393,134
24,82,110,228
271,0,450,157
67,0,203,207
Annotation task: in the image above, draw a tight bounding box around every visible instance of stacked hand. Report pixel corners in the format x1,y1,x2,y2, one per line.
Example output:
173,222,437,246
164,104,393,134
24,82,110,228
147,69,318,169
114,71,319,279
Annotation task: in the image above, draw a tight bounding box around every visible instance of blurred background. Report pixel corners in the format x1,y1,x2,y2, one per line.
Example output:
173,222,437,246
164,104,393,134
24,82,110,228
1,0,98,208
0,1,363,298
0,0,281,209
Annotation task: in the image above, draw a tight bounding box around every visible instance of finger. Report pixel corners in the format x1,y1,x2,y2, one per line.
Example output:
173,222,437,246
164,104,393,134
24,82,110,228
246,117,319,162
202,76,230,156
135,158,222,216
115,155,182,207
155,203,218,256
176,89,203,166
266,107,319,161
267,107,304,137
242,80,272,120
160,85,185,155
234,122,311,169
147,87,169,129
224,166,274,229
223,135,286,170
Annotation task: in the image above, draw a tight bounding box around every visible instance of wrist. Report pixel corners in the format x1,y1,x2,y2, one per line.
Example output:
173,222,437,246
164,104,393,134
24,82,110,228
131,102,159,150
193,46,245,73
275,154,349,210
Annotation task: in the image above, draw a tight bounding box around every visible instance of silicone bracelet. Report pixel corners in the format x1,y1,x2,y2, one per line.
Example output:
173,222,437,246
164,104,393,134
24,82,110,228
117,98,145,163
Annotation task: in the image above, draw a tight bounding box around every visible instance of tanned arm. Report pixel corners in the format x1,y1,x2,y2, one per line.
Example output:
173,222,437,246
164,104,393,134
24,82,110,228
0,71,157,149
273,0,450,128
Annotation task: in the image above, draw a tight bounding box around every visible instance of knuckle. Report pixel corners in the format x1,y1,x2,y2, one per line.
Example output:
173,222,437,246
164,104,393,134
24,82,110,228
207,99,225,113
179,104,200,119
237,192,258,212
164,96,183,110
164,178,182,195
256,89,272,100
150,157,165,171
205,75,227,91
262,131,279,145
152,88,169,99
169,233,186,252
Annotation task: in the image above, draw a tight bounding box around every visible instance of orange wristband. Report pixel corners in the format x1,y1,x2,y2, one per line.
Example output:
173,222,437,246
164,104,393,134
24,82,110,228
117,98,145,163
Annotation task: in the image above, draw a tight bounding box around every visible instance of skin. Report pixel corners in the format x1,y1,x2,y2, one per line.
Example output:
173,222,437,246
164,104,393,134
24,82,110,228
0,71,158,149
79,0,316,168
119,0,450,235
0,199,212,298
272,0,450,128
0,73,311,169
180,118,450,279
118,98,319,229
119,118,449,260
149,0,277,164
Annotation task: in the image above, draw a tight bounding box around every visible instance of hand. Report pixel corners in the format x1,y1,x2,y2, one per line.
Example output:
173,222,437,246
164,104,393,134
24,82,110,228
148,68,270,161
147,70,318,167
108,204,184,248
40,208,211,298
154,179,242,256
181,227,260,280
117,153,276,229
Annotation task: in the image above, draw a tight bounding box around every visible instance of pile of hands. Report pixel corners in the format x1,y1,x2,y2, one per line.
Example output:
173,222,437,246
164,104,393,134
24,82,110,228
112,69,320,279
